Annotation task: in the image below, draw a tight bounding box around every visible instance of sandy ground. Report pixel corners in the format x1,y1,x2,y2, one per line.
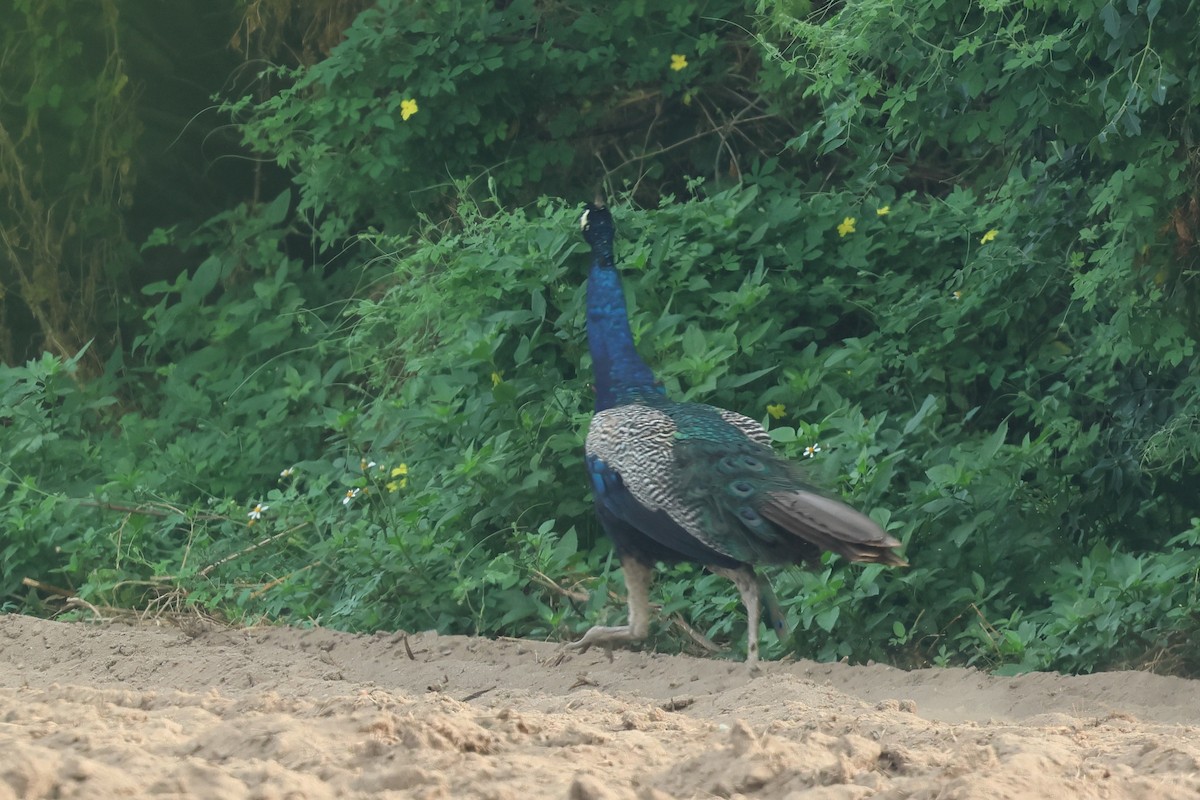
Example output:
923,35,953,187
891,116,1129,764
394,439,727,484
2,614,1199,799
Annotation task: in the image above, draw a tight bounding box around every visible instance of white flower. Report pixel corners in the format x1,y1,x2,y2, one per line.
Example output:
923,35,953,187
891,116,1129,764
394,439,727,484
803,444,822,458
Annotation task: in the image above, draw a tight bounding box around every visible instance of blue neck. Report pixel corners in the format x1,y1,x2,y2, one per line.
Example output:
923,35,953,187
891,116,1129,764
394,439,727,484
586,233,661,410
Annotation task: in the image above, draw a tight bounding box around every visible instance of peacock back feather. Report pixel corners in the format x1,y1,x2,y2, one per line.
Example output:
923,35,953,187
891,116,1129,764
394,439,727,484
586,392,904,568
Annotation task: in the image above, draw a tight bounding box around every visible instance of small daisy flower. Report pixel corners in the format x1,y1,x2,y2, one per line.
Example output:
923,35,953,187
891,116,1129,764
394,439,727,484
280,467,295,479
247,503,269,524
980,229,999,244
360,459,377,471
952,290,962,300
400,98,419,121
343,488,361,506
804,444,822,458
837,217,856,237
670,54,688,71
766,403,786,420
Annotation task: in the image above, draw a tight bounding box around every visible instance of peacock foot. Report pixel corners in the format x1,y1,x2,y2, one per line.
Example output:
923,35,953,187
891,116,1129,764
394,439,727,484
567,624,645,660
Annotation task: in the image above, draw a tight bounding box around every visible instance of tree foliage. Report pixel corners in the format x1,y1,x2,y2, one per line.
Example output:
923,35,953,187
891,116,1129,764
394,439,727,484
2,0,1199,675
226,0,791,240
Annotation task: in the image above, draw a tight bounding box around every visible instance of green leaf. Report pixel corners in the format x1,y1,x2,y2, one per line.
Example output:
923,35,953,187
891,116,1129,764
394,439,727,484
182,256,223,306
815,606,840,632
980,421,1008,462
903,395,938,435
925,464,960,486
1099,3,1121,39
724,365,776,388
260,189,292,226
744,222,769,247
681,325,706,358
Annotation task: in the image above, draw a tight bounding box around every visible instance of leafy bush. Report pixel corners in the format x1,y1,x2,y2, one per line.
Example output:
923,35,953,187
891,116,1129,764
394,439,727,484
343,184,1198,669
3,182,1199,672
226,0,788,241
4,0,1200,677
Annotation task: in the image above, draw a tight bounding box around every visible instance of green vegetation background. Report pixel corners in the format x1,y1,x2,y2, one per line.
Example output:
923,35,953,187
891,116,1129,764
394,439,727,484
2,0,1199,674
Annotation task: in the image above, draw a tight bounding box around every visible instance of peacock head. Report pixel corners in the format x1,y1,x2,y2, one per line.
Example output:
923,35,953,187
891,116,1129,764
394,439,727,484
579,202,615,249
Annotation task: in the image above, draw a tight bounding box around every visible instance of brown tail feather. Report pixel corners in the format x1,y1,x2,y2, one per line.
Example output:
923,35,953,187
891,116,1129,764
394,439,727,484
760,490,908,567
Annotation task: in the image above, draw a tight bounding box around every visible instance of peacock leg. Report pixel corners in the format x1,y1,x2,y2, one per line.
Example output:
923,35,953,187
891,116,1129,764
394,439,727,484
708,564,762,666
570,554,654,657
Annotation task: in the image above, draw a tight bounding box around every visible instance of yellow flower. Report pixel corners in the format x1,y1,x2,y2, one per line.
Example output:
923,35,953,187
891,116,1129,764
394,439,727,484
670,54,688,72
400,98,419,121
837,216,856,237
388,464,409,492
766,403,786,420
491,371,502,387
980,228,999,244
876,205,890,216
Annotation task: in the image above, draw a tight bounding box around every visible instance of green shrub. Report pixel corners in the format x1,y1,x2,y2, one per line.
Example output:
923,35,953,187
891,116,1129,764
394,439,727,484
226,0,783,241
4,0,1200,676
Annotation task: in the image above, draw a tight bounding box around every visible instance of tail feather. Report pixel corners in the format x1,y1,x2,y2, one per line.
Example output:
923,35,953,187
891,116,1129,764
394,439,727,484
760,490,907,566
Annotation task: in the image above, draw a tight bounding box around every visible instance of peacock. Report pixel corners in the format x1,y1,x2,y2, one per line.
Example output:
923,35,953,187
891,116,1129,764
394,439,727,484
571,201,906,665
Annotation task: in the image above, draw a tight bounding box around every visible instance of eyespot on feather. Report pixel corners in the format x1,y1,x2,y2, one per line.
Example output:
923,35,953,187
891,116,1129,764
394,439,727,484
729,480,755,497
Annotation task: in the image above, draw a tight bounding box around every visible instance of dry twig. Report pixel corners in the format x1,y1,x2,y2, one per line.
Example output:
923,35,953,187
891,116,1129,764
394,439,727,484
248,560,322,599
529,569,590,603
200,522,310,577
21,576,74,597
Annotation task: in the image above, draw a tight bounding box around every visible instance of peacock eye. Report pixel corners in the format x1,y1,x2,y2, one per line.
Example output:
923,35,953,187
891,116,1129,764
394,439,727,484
729,480,754,497
738,507,761,522
740,455,765,471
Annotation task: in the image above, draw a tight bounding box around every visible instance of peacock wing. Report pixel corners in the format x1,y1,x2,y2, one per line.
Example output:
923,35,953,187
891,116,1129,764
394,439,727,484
586,404,741,565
